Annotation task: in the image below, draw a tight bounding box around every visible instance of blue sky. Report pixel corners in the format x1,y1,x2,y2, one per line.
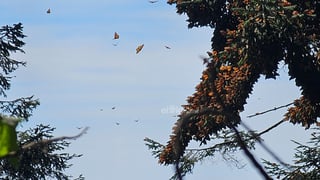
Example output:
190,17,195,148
1,0,314,179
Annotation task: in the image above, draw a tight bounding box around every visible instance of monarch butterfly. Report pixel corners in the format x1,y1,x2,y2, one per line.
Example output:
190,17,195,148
46,8,51,14
136,44,144,54
113,32,119,40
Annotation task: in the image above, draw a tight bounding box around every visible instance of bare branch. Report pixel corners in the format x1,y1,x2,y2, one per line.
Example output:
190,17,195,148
164,106,287,179
247,103,294,118
186,119,285,152
257,119,285,136
241,120,289,166
230,125,273,180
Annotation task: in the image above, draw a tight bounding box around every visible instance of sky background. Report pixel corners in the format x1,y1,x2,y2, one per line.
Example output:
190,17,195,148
0,0,315,179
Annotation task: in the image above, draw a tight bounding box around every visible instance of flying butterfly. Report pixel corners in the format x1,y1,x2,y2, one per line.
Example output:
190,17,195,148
113,32,119,40
136,44,144,54
46,8,51,14
112,32,119,46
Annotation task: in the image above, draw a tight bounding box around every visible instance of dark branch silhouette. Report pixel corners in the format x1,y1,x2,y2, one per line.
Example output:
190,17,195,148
230,125,272,180
169,107,275,179
240,120,289,167
185,119,285,152
247,103,294,118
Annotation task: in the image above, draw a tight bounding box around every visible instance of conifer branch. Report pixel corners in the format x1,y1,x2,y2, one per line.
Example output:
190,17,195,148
3,127,89,158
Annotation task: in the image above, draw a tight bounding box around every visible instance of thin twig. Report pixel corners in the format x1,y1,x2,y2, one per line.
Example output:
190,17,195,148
241,120,289,166
186,119,285,152
247,103,294,118
257,119,285,136
171,107,286,179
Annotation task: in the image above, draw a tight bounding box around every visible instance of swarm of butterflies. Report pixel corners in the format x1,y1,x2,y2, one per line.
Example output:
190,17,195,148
113,32,154,54
113,30,170,54
46,0,168,55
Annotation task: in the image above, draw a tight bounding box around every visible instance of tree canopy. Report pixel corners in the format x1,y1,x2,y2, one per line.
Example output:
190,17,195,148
146,0,320,179
0,23,84,179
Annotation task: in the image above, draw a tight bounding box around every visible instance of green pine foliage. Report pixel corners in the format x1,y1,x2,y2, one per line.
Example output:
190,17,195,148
0,125,83,180
0,23,83,179
263,128,320,179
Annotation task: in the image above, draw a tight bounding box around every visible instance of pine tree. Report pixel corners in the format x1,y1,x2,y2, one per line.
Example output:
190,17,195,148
0,23,84,179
